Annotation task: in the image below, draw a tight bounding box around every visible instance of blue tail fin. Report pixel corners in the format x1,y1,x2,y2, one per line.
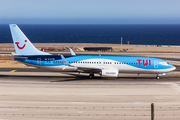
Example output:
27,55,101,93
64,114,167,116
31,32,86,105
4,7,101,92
9,24,51,55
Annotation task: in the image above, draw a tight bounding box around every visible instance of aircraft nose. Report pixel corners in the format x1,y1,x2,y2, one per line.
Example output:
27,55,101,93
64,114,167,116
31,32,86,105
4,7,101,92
172,66,176,70
170,64,176,71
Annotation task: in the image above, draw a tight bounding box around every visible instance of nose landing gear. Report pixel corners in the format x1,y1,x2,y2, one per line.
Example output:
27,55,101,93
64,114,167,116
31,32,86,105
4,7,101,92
156,73,166,79
156,76,160,79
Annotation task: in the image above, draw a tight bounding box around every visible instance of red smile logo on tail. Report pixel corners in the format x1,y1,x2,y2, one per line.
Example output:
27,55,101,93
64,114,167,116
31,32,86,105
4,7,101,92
15,40,27,49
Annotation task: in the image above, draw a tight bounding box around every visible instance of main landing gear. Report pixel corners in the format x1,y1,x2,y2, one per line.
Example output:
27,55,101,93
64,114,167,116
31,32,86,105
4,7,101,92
89,72,94,79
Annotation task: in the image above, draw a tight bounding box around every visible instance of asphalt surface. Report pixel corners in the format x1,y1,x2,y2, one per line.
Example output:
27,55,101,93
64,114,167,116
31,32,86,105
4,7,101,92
0,73,180,120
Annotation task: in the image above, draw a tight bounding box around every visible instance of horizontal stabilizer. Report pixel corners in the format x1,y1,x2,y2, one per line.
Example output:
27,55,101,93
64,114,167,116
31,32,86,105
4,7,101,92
13,56,28,60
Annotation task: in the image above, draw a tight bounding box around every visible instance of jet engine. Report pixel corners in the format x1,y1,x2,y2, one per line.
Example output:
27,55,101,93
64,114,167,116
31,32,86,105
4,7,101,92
101,68,119,78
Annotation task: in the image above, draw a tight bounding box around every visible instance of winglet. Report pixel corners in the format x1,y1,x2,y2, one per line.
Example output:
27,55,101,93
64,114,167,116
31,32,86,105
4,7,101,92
69,48,76,56
60,54,70,70
60,54,69,66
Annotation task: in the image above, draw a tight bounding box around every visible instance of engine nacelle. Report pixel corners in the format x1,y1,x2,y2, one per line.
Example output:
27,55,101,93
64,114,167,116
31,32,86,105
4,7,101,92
101,68,119,78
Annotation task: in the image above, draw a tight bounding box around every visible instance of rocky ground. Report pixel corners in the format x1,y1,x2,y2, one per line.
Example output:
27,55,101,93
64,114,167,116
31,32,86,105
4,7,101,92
1,43,180,52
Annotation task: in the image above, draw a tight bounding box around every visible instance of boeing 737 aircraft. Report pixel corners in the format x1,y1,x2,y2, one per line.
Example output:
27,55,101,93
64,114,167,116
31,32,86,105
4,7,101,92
9,24,176,79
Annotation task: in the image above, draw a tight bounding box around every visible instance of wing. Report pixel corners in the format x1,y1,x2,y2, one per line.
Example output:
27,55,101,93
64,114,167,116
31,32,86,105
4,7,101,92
60,54,102,72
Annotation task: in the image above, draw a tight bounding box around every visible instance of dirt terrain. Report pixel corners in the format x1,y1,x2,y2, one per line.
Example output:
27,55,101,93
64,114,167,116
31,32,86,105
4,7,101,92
1,43,180,52
1,43,180,68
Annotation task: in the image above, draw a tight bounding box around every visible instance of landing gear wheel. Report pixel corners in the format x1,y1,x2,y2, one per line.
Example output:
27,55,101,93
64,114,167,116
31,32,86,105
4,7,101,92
89,73,94,79
156,76,160,79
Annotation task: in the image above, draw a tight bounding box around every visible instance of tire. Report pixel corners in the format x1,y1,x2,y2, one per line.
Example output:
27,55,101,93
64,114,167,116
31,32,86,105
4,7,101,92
89,74,94,79
156,76,160,79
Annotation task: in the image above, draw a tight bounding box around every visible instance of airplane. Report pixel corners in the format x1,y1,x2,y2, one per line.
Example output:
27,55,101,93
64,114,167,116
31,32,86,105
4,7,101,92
9,24,176,79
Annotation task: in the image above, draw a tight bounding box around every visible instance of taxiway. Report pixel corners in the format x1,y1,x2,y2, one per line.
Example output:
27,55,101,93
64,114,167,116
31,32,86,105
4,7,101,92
0,71,180,120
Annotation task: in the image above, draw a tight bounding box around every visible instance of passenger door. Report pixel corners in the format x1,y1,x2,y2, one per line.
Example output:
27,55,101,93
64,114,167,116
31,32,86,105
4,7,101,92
154,60,158,68
37,58,41,65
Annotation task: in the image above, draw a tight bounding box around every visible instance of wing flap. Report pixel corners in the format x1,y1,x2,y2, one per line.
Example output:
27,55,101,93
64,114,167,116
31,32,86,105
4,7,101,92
60,54,102,72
